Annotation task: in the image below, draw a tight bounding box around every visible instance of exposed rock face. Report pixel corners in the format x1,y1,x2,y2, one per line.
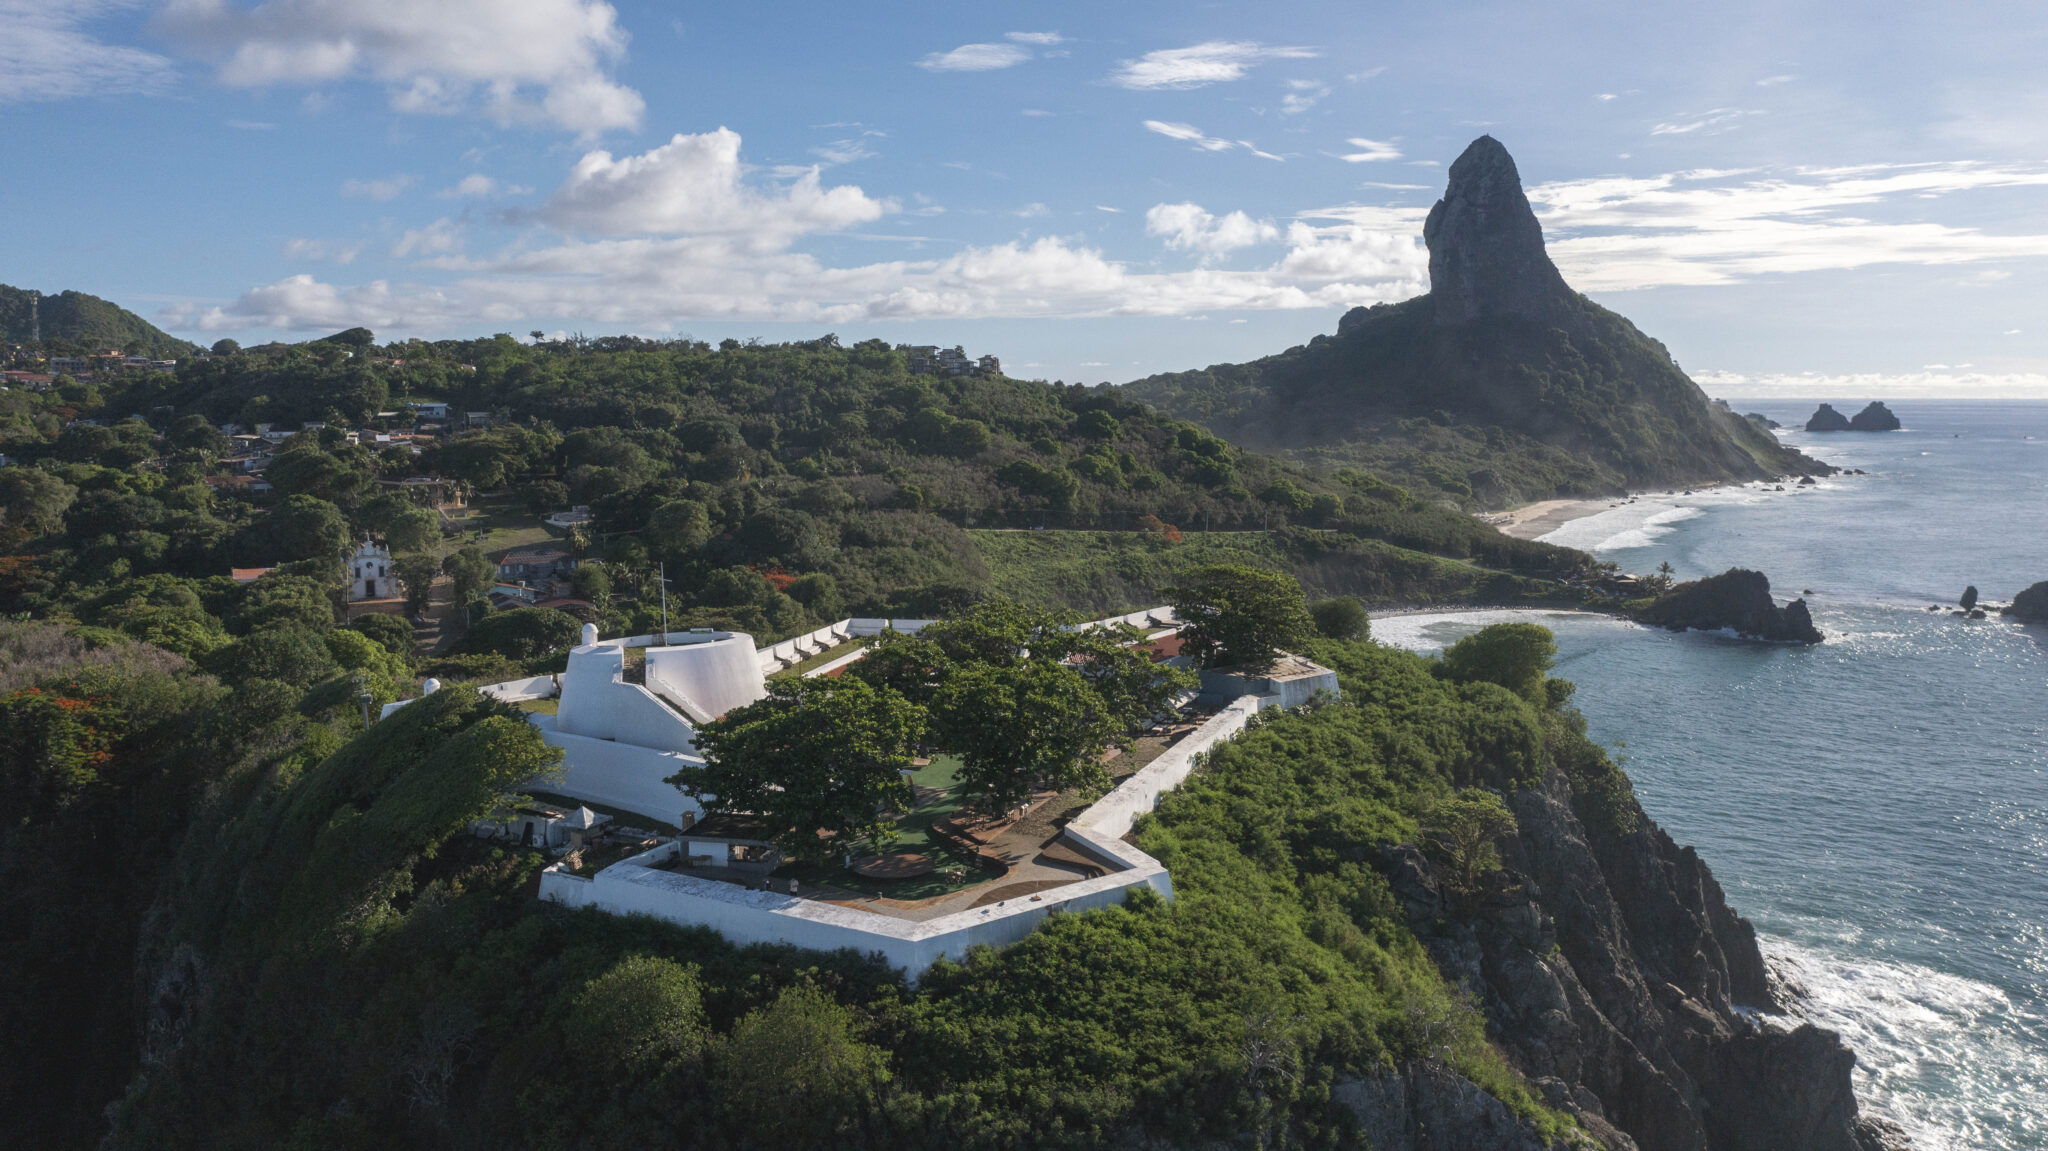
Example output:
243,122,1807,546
1335,1063,1580,1150
1424,135,1574,327
2004,580,2048,622
1638,569,1824,643
1805,404,1853,432
1385,772,1907,1151
1848,402,1901,431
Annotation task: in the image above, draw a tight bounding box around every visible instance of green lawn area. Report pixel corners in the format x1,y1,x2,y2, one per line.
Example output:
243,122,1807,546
435,500,555,560
768,636,869,679
514,698,558,715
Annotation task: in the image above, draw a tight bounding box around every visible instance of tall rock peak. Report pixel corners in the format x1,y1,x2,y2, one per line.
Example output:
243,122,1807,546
1423,136,1572,326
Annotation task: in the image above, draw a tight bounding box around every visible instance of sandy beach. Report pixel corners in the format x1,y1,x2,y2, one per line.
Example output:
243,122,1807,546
1477,498,1614,540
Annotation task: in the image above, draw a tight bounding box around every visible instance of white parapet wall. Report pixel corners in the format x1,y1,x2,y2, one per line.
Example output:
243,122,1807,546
646,633,766,723
539,691,1279,976
530,716,704,826
553,643,700,752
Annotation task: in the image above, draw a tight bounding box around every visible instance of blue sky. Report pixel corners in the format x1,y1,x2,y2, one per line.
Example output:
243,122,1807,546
5,0,2048,396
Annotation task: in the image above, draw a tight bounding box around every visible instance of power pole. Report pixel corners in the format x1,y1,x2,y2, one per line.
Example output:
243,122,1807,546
30,291,39,344
658,562,669,639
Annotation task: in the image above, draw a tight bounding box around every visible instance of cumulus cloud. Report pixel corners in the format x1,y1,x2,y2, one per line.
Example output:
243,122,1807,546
392,216,464,259
158,0,643,134
1143,120,1282,161
1530,162,2048,289
1006,31,1064,45
540,127,890,243
918,42,1029,71
1335,137,1402,162
340,173,413,200
282,237,362,263
1145,202,1279,256
1110,41,1316,90
0,0,178,103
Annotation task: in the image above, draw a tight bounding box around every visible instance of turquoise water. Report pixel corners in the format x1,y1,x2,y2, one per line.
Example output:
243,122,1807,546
1378,401,2048,1150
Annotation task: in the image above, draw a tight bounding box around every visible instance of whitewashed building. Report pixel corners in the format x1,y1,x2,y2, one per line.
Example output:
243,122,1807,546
347,538,395,602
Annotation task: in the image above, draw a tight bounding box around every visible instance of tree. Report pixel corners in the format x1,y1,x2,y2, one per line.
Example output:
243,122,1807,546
441,546,496,604
0,468,77,544
231,574,335,634
674,677,922,863
1422,787,1519,897
930,659,1122,813
1438,622,1556,705
350,613,415,657
202,626,338,687
713,984,892,1149
1310,597,1370,641
1653,561,1676,593
569,562,611,611
209,338,240,356
265,447,373,505
460,607,581,661
394,553,441,615
1162,564,1314,672
358,492,441,554
647,498,712,565
574,955,708,1071
263,494,352,564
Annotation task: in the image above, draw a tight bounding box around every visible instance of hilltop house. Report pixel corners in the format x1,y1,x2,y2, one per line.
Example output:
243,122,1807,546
497,545,575,588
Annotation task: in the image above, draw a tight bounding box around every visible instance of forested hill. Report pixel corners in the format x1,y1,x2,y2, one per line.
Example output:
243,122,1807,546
1121,137,1830,508
0,284,198,357
66,330,1591,624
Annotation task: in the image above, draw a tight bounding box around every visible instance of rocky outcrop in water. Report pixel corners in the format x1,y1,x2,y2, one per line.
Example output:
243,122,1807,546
1806,402,1900,432
2005,581,2048,622
1637,569,1824,643
1382,773,1908,1151
1805,405,1853,432
1424,136,1574,327
1848,402,1901,431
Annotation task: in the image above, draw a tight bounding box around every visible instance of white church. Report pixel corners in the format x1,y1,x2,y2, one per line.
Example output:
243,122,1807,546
347,538,396,602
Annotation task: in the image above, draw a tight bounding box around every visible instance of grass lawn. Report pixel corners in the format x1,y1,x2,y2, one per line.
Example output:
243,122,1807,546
435,501,555,561
514,698,558,715
769,636,870,679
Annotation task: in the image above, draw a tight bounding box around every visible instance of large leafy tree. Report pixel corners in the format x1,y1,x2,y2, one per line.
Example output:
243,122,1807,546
1437,622,1557,705
262,494,352,564
929,659,1122,813
1162,564,1315,672
441,545,496,604
673,676,923,862
393,553,441,615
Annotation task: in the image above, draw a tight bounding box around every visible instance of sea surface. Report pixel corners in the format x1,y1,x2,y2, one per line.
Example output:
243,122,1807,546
1376,400,2048,1150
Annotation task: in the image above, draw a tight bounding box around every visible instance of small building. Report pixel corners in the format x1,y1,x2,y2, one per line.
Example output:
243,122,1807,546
348,538,396,602
497,545,575,585
408,401,450,420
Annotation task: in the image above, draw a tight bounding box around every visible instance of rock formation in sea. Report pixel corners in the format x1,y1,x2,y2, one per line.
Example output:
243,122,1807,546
1806,402,1900,432
1369,774,1907,1150
1848,402,1901,431
2004,580,2048,622
1961,586,1979,611
1636,569,1825,643
1805,404,1853,432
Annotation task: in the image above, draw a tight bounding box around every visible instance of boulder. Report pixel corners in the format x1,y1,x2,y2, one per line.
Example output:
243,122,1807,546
2004,581,2048,622
1804,404,1853,432
1638,569,1825,643
1847,402,1901,431
1961,586,1979,611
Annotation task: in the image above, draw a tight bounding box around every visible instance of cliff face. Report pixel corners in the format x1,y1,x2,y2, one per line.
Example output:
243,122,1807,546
1424,136,1574,327
1377,773,1906,1151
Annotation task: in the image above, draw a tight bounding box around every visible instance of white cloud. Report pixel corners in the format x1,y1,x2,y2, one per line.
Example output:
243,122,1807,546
1110,41,1316,90
1757,74,1796,86
1650,108,1761,136
1694,368,2048,399
439,173,497,198
1597,93,1618,101
282,237,362,263
1145,202,1279,256
1095,205,1121,213
340,173,413,200
917,42,1029,71
1005,31,1063,45
811,131,883,166
392,216,464,258
0,0,178,103
1528,162,2048,289
1016,202,1049,218
1143,120,1283,161
1282,79,1330,115
540,128,890,243
158,0,643,135
1335,136,1402,162
227,118,276,129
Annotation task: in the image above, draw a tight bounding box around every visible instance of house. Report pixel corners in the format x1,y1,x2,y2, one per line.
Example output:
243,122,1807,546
408,401,450,420
497,545,575,585
901,344,1001,378
464,411,493,428
347,538,397,601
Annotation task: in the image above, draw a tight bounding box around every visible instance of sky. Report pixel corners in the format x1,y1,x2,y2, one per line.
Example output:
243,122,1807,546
5,0,2048,397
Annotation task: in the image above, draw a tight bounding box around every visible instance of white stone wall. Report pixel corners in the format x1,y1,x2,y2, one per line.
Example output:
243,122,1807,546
646,634,765,723
553,644,699,752
531,718,703,826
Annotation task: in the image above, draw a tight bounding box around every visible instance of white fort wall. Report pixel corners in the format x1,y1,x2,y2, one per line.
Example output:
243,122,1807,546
540,694,1270,975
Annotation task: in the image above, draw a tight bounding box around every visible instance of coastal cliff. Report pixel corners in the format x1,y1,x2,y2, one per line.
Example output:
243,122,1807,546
1377,770,1905,1150
1638,569,1824,644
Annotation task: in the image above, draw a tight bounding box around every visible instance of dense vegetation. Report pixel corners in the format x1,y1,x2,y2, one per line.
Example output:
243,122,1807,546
0,283,198,357
0,602,1647,1148
1122,294,1827,508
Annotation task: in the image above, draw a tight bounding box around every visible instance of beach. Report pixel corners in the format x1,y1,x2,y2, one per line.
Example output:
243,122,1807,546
1478,497,1613,540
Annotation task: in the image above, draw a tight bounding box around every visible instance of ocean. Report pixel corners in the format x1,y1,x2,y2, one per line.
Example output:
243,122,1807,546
1375,400,2048,1150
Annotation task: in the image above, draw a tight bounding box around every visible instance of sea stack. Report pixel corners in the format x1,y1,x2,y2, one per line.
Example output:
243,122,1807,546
1638,568,1825,643
1849,401,1902,430
1423,136,1573,326
1805,404,1853,431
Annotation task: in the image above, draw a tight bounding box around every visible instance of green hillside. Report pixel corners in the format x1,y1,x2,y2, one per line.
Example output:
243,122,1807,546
0,284,198,357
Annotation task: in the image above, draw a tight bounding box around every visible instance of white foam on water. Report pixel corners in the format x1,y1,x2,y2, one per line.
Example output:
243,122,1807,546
1765,936,2047,1150
1536,488,1764,554
1370,609,1627,654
